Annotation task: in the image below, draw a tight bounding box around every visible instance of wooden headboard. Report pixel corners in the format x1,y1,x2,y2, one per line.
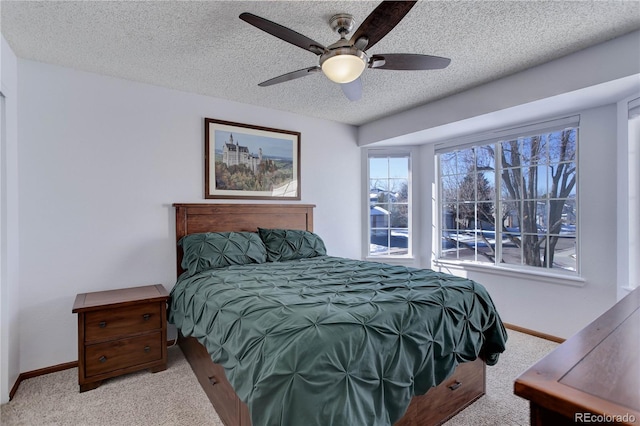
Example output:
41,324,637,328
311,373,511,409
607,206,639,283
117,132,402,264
173,203,315,275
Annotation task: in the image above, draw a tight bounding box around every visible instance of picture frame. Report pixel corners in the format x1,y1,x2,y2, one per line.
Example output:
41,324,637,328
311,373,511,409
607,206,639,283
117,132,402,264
204,118,301,200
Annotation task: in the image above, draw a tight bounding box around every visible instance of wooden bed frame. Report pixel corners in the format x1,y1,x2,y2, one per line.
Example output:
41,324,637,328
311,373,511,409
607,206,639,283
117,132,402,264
173,203,486,426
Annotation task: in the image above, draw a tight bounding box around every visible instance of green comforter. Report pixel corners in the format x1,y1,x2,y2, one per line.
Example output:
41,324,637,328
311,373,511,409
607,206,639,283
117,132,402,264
169,256,507,426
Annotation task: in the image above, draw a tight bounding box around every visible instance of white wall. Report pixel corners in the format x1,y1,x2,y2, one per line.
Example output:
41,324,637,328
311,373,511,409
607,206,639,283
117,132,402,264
1,35,20,404
16,60,361,373
358,30,640,147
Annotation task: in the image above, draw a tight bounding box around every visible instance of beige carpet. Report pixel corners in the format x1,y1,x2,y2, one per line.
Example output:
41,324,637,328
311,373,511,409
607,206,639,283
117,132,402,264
1,330,557,425
1,344,223,426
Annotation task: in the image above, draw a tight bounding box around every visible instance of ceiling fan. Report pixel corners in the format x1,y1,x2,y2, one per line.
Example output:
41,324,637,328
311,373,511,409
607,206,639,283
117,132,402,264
239,1,451,101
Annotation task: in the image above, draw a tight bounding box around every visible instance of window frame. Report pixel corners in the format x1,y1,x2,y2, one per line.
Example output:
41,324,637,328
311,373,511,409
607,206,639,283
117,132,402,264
435,116,581,278
620,96,640,296
365,148,413,260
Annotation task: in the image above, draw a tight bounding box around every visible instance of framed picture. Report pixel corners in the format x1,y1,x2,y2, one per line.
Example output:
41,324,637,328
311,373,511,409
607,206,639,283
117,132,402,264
204,118,301,200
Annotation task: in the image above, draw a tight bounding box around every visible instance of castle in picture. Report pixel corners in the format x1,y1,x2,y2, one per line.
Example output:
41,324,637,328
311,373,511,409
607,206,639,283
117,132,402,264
222,134,263,173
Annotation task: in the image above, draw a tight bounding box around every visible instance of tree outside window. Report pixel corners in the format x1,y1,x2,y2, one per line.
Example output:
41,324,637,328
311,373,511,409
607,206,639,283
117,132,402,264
439,127,578,272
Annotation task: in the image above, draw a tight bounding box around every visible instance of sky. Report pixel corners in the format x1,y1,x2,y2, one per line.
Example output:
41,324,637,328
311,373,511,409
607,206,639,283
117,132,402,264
215,130,294,159
369,156,409,180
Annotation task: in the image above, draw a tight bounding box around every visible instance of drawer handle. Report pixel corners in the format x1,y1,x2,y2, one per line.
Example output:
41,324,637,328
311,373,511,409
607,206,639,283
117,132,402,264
142,314,151,321
98,355,107,363
144,346,151,353
208,376,218,386
448,380,462,391
99,321,107,328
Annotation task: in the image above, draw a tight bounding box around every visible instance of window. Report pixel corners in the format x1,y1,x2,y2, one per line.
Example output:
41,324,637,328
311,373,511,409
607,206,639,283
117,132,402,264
627,97,640,290
368,152,411,257
437,119,578,273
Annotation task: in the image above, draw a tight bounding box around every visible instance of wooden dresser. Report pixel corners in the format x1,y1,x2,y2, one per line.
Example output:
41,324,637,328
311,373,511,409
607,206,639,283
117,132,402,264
72,284,169,392
514,287,640,425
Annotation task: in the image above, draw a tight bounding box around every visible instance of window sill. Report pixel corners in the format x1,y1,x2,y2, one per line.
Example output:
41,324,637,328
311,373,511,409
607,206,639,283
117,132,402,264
433,259,586,287
365,256,416,266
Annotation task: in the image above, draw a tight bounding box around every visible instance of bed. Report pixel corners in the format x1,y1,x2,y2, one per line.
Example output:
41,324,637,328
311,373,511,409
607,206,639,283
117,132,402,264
169,203,507,426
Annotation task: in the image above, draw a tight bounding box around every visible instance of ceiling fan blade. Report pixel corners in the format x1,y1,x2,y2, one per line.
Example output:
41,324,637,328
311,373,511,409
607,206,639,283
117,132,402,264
258,66,321,87
370,54,451,70
240,13,325,55
341,78,362,101
350,1,417,51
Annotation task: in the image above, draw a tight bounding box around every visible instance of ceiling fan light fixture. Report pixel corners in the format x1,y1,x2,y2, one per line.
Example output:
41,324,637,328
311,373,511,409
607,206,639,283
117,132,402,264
320,48,367,84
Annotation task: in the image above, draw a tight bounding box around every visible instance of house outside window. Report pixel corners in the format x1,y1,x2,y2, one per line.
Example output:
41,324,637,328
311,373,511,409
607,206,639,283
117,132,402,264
368,152,411,257
437,118,579,274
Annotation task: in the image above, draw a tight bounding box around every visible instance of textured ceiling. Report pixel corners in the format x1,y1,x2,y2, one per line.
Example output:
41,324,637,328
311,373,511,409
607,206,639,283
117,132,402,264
2,1,640,126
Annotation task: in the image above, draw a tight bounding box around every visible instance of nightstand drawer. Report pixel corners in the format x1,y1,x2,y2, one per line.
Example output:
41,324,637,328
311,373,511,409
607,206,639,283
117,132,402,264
85,332,163,377
85,303,161,342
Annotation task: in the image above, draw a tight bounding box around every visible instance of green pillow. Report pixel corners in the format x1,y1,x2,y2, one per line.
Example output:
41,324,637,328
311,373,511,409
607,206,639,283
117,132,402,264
178,232,267,276
257,228,327,262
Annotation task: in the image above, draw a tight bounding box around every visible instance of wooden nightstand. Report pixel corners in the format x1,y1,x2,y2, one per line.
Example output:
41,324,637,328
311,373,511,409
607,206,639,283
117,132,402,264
72,284,170,392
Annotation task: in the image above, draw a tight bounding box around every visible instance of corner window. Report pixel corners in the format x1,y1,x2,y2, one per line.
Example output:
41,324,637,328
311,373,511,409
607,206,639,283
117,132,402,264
368,152,411,257
437,119,579,273
627,97,640,290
